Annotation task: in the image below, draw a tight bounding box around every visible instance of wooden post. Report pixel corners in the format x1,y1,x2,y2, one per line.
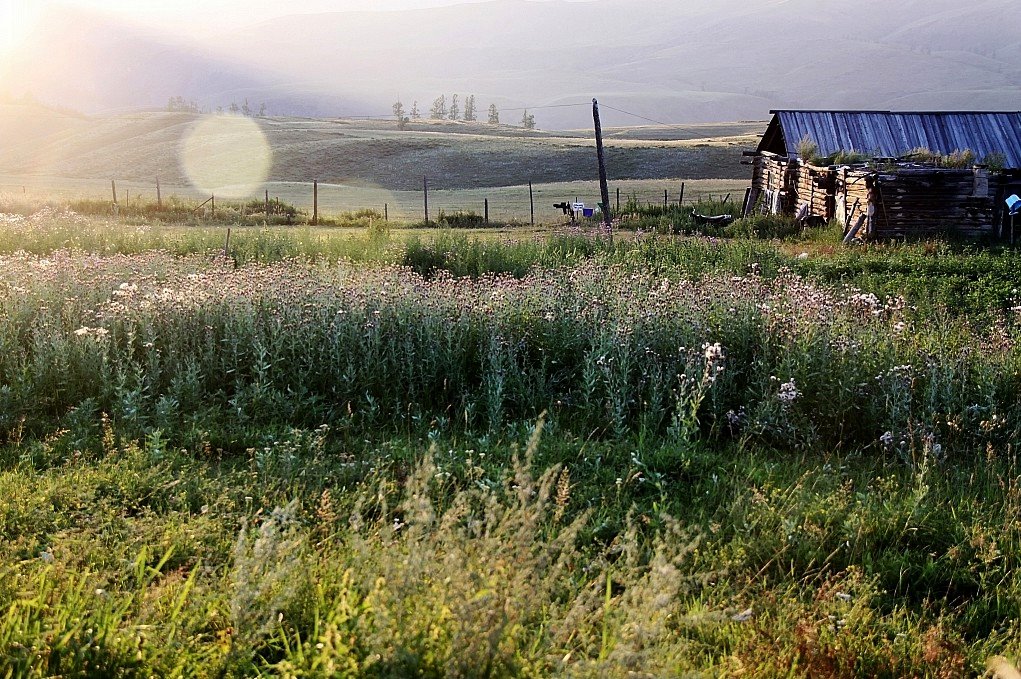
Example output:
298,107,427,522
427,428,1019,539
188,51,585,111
592,99,612,241
384,203,388,222
679,182,685,206
485,198,489,226
616,187,620,212
210,194,215,218
741,187,752,216
223,227,231,259
126,189,129,205
529,181,534,226
423,176,429,224
111,180,117,204
265,189,270,216
156,174,162,209
313,180,318,225
664,189,668,210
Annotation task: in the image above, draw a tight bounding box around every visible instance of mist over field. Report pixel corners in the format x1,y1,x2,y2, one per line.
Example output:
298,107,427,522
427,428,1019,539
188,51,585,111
2,0,1018,127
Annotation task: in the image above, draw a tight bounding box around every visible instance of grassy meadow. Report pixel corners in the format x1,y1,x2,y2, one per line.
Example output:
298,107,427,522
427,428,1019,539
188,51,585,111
3,202,1021,676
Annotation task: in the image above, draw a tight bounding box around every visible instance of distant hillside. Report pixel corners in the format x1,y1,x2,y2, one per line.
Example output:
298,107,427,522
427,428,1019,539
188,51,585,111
0,106,758,190
1,0,1017,127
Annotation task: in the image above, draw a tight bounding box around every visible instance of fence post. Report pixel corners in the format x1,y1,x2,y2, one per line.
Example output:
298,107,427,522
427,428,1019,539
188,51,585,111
111,180,117,204
313,180,318,225
664,189,668,210
211,194,215,218
156,175,162,209
384,203,388,222
679,182,685,206
529,181,535,226
423,176,429,224
485,198,489,226
265,190,270,217
616,187,620,212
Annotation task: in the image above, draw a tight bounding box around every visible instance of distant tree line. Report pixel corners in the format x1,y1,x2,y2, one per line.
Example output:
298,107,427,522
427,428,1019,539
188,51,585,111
166,96,268,117
166,96,200,113
392,94,536,130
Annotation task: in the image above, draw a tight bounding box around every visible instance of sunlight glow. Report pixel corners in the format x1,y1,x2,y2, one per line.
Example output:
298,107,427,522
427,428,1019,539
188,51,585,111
0,1,46,59
179,116,272,200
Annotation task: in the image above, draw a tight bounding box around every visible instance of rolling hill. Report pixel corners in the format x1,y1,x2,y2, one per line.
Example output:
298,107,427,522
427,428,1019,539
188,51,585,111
0,103,758,190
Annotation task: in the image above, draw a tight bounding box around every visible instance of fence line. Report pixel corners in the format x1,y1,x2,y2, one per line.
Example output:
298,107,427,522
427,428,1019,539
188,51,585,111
0,178,748,225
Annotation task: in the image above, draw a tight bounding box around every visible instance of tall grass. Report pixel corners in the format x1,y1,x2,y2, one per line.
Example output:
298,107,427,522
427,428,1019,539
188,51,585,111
5,209,1021,317
0,249,1017,458
2,417,1019,675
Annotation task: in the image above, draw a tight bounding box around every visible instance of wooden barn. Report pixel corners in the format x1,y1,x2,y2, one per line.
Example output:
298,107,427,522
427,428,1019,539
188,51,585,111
745,111,1021,239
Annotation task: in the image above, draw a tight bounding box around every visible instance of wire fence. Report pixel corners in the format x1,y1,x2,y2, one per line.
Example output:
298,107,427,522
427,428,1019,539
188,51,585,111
0,177,748,224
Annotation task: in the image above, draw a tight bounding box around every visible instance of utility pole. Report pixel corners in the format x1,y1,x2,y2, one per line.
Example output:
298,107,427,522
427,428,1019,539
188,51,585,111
592,99,612,241
313,180,318,225
529,180,534,226
423,176,430,224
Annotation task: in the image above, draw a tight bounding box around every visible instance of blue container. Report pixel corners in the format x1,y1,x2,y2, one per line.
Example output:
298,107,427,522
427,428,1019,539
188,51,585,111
1007,194,1021,216
582,208,594,217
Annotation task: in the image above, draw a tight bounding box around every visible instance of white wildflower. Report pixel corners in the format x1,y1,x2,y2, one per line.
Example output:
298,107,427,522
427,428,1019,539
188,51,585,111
703,342,726,373
778,379,800,404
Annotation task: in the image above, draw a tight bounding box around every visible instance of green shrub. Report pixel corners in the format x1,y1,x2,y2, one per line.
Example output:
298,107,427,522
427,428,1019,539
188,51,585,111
827,149,868,165
796,134,821,164
724,213,802,239
437,209,486,229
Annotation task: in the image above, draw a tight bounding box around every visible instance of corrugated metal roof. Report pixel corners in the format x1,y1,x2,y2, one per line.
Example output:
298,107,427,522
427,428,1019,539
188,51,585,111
762,111,1021,168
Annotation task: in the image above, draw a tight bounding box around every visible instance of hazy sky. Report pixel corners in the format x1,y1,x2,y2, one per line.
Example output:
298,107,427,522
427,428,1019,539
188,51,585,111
1,0,588,50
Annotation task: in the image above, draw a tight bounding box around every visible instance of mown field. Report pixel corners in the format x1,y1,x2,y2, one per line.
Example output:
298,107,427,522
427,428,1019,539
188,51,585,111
3,202,1021,677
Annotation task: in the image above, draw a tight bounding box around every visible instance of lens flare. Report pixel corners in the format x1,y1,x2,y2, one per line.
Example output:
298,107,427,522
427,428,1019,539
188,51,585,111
179,115,271,199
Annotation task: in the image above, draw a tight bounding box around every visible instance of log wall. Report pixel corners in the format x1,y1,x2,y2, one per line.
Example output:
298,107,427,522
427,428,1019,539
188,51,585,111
849,167,998,238
751,155,835,220
790,164,836,221
751,154,1004,238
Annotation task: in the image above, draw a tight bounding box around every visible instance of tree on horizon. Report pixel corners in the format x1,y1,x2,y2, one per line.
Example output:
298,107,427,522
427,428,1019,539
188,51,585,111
430,95,447,120
393,100,409,130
